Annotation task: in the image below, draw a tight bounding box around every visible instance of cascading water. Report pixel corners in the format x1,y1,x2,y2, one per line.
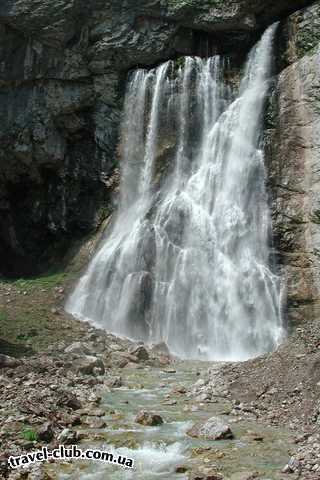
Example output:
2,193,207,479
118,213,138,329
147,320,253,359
66,24,284,361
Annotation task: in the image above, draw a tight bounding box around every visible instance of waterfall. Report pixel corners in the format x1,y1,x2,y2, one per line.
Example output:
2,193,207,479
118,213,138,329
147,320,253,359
66,24,284,361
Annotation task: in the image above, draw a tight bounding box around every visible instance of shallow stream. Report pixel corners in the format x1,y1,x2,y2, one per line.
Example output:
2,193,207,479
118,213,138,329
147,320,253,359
48,361,292,479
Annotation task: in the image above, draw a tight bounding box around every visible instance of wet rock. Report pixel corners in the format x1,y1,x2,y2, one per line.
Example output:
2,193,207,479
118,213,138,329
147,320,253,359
135,411,164,427
37,422,54,443
187,417,234,441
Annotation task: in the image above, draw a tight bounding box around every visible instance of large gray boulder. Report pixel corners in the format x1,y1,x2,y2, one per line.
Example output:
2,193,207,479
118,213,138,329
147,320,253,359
187,416,234,440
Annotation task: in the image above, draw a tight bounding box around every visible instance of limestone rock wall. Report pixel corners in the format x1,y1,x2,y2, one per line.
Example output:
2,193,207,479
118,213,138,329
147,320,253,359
266,2,320,325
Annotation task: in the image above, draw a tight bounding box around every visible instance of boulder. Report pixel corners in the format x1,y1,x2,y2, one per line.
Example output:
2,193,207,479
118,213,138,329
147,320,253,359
135,411,164,427
0,354,21,369
158,355,171,366
282,457,301,474
75,355,105,375
38,422,54,443
115,358,129,368
57,428,77,444
176,466,189,474
106,376,122,388
81,408,105,417
111,352,139,368
129,345,149,361
64,395,82,411
187,417,234,441
83,418,107,429
0,455,9,479
64,342,92,356
151,342,170,356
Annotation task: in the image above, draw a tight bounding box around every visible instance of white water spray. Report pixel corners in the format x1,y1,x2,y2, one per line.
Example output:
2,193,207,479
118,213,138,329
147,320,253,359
66,24,284,361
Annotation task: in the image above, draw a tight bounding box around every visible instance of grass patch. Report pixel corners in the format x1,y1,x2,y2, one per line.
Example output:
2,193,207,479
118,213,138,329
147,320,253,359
1,308,60,351
0,271,83,353
3,271,68,292
0,269,73,352
21,429,38,442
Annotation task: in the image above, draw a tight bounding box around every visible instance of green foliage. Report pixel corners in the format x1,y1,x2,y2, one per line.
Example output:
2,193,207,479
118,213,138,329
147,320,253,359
22,429,38,442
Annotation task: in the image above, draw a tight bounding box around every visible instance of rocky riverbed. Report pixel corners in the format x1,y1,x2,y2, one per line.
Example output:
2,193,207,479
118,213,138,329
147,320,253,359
1,265,320,480
1,313,319,479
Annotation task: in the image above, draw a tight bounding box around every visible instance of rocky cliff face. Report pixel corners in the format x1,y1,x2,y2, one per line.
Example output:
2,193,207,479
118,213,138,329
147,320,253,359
0,0,318,290
265,2,320,326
